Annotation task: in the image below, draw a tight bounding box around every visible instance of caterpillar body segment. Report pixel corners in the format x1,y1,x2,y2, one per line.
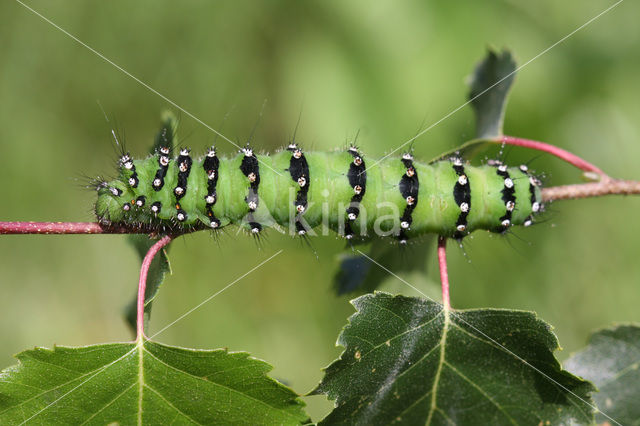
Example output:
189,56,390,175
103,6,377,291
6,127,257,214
95,145,542,241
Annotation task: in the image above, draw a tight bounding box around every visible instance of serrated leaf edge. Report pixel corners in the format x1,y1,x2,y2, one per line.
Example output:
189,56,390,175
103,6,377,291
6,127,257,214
1,338,309,424
313,292,596,424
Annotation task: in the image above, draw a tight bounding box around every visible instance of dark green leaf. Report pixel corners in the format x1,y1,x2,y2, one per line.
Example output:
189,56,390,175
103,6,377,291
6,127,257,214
314,292,595,425
469,48,516,139
333,238,432,295
565,324,640,425
0,339,309,424
124,235,172,332
150,110,179,155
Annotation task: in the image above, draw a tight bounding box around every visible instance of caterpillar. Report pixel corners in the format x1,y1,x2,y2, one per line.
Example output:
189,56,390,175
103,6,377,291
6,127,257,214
95,139,543,244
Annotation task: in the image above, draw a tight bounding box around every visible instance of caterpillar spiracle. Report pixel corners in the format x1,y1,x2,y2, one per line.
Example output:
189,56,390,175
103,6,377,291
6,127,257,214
95,135,543,244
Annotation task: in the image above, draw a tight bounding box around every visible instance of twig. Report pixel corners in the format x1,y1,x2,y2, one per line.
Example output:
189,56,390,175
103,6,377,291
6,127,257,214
137,235,174,340
0,221,204,235
0,222,153,234
498,135,605,175
542,178,640,202
437,236,450,311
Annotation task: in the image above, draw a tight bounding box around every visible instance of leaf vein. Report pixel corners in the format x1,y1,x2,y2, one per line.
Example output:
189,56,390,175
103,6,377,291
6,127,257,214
79,382,136,425
443,361,517,425
425,309,449,425
144,384,201,425
141,347,300,419
0,347,136,417
598,357,640,388
363,311,444,358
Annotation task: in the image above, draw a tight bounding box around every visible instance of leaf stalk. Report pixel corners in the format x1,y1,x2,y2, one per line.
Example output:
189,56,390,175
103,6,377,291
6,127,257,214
137,235,173,339
437,236,450,310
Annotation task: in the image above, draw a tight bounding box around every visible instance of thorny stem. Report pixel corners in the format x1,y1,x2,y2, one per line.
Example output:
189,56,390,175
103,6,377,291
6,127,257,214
137,235,173,340
437,236,450,311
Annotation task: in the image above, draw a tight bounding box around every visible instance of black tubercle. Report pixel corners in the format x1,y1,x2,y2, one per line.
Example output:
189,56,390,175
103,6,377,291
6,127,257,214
452,159,471,239
203,147,220,228
150,201,162,216
287,144,310,235
176,204,188,222
249,222,262,234
240,147,261,233
398,154,419,244
495,164,516,233
129,173,139,188
344,147,367,239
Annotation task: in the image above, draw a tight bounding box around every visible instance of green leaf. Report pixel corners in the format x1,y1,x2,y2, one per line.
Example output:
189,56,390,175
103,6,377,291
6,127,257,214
314,292,595,425
469,48,516,139
0,339,309,425
150,110,179,155
565,324,640,425
124,235,172,332
333,238,432,295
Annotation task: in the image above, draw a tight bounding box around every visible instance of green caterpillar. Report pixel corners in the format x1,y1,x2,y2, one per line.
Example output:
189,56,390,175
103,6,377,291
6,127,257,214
95,140,543,243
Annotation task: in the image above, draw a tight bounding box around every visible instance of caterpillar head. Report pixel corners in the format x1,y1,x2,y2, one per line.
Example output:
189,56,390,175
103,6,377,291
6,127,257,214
95,179,133,224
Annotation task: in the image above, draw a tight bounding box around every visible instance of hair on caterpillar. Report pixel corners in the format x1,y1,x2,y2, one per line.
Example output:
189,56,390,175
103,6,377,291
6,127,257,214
243,99,268,149
298,232,320,260
205,107,235,153
96,102,128,158
289,101,305,146
74,172,108,192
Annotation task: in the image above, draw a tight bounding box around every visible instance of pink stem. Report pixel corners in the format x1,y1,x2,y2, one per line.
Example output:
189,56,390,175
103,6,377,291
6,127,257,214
437,236,451,310
1,222,106,234
137,235,173,340
0,221,156,235
498,136,606,176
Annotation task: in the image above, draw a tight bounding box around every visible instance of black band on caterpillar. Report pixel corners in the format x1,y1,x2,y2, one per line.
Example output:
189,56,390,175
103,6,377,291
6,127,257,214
398,153,419,244
344,147,366,239
520,164,540,227
121,154,139,189
174,148,193,222
204,146,221,229
287,143,310,235
494,162,515,232
240,147,261,233
452,157,471,239
153,146,170,192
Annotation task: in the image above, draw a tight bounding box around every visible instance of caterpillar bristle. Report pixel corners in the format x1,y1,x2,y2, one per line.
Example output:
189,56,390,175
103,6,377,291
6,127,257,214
75,173,108,192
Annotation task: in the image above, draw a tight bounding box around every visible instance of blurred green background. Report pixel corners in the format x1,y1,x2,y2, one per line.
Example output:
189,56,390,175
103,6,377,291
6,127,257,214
1,0,639,420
